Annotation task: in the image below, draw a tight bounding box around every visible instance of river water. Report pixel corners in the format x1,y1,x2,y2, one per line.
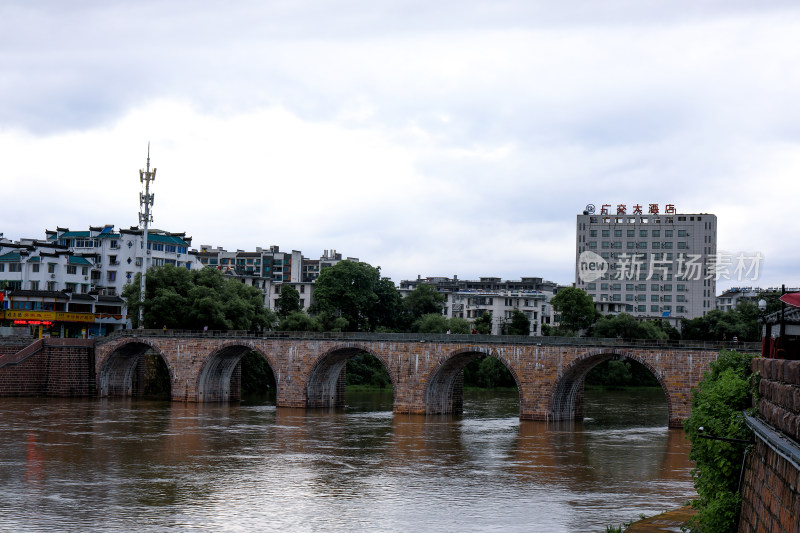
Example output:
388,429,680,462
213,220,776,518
0,389,695,532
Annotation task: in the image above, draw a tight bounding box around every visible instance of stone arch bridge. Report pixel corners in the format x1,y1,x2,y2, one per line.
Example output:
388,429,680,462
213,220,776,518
94,331,758,427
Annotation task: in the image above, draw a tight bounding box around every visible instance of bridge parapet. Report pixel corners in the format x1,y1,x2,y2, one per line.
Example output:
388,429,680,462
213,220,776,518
98,329,759,353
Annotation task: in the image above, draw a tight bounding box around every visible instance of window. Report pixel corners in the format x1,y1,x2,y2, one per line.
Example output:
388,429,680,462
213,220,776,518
107,271,116,282
66,282,77,292
602,229,610,237
651,230,660,237
46,281,57,291
590,230,597,237
587,283,596,290
627,242,635,249
651,295,659,302
29,281,39,290
678,230,687,237
665,230,673,237
651,305,660,313
67,265,77,275
602,241,610,249
32,263,40,273
663,242,673,249
626,294,634,301
627,229,635,237
677,306,685,313
651,284,660,291
678,242,688,249
8,263,21,272
677,295,686,302
614,229,622,237
637,305,646,312
651,242,660,249
640,229,648,237
663,295,672,302
48,263,57,273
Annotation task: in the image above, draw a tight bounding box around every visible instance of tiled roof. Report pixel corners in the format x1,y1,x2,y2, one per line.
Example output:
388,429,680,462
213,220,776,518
0,252,21,262
68,256,92,265
148,233,189,246
765,307,800,326
59,231,91,238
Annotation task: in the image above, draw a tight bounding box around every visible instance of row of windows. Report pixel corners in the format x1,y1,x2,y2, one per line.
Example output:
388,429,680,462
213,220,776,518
588,241,689,250
596,293,687,302
589,229,692,238
0,263,91,275
587,283,687,291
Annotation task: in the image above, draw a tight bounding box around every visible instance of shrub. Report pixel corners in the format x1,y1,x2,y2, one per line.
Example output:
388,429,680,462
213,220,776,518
683,350,758,532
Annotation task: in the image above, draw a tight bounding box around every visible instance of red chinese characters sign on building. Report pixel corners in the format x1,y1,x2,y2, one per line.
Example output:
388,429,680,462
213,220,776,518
594,204,676,215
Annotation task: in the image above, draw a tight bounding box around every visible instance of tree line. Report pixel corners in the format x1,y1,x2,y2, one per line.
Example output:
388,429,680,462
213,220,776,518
545,286,774,342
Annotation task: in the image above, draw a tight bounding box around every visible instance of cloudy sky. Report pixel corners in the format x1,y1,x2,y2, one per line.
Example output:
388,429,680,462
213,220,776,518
2,1,799,290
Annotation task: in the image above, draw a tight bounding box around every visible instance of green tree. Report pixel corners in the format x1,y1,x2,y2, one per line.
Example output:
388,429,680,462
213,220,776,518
278,310,319,331
504,309,531,336
447,317,471,334
591,313,668,340
403,283,446,320
550,287,596,335
309,260,381,331
473,311,493,334
683,350,757,532
275,284,302,318
123,265,274,331
373,277,404,331
412,313,449,333
681,302,760,342
463,356,517,388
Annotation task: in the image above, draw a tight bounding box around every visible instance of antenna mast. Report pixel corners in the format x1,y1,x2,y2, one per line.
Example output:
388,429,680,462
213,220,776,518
138,143,156,328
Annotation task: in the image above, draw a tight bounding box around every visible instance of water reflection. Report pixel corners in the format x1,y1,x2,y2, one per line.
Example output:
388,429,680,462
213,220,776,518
0,389,695,533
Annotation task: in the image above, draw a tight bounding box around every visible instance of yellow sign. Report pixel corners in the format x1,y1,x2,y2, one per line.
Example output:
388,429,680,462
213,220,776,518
3,310,96,323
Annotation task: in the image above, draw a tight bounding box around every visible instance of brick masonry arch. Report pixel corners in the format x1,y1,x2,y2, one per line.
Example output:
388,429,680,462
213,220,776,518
196,342,278,403
304,343,393,409
424,346,524,415
549,348,676,426
97,337,167,397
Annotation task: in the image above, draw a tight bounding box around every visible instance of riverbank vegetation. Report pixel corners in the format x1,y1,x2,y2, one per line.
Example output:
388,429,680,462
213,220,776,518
683,349,758,532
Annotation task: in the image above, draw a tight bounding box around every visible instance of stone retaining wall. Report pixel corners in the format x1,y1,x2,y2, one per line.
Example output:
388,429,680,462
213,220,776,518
739,359,800,532
0,339,95,397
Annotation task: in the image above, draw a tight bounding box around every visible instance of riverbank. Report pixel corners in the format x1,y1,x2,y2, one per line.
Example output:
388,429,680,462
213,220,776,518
624,506,696,532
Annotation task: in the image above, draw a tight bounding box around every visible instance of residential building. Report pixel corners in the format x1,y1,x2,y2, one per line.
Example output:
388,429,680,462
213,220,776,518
191,246,357,312
399,276,561,335
716,286,800,312
575,204,717,327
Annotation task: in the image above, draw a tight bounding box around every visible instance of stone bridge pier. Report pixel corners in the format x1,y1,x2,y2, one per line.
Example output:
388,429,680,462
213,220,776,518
95,332,753,427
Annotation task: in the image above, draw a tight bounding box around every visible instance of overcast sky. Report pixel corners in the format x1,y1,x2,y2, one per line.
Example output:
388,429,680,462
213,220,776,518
2,1,799,291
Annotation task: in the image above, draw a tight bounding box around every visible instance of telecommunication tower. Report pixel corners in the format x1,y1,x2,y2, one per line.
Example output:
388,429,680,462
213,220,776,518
138,144,156,328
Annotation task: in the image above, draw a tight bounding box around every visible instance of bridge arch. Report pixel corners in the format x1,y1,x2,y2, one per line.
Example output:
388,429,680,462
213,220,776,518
305,344,394,409
549,349,673,424
196,343,277,403
425,347,522,415
98,339,168,397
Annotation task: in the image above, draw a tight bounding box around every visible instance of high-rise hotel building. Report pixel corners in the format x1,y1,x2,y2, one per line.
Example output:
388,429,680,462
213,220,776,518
575,203,717,325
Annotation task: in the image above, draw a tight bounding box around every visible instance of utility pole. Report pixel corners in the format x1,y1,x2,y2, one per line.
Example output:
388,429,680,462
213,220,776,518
138,144,156,328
